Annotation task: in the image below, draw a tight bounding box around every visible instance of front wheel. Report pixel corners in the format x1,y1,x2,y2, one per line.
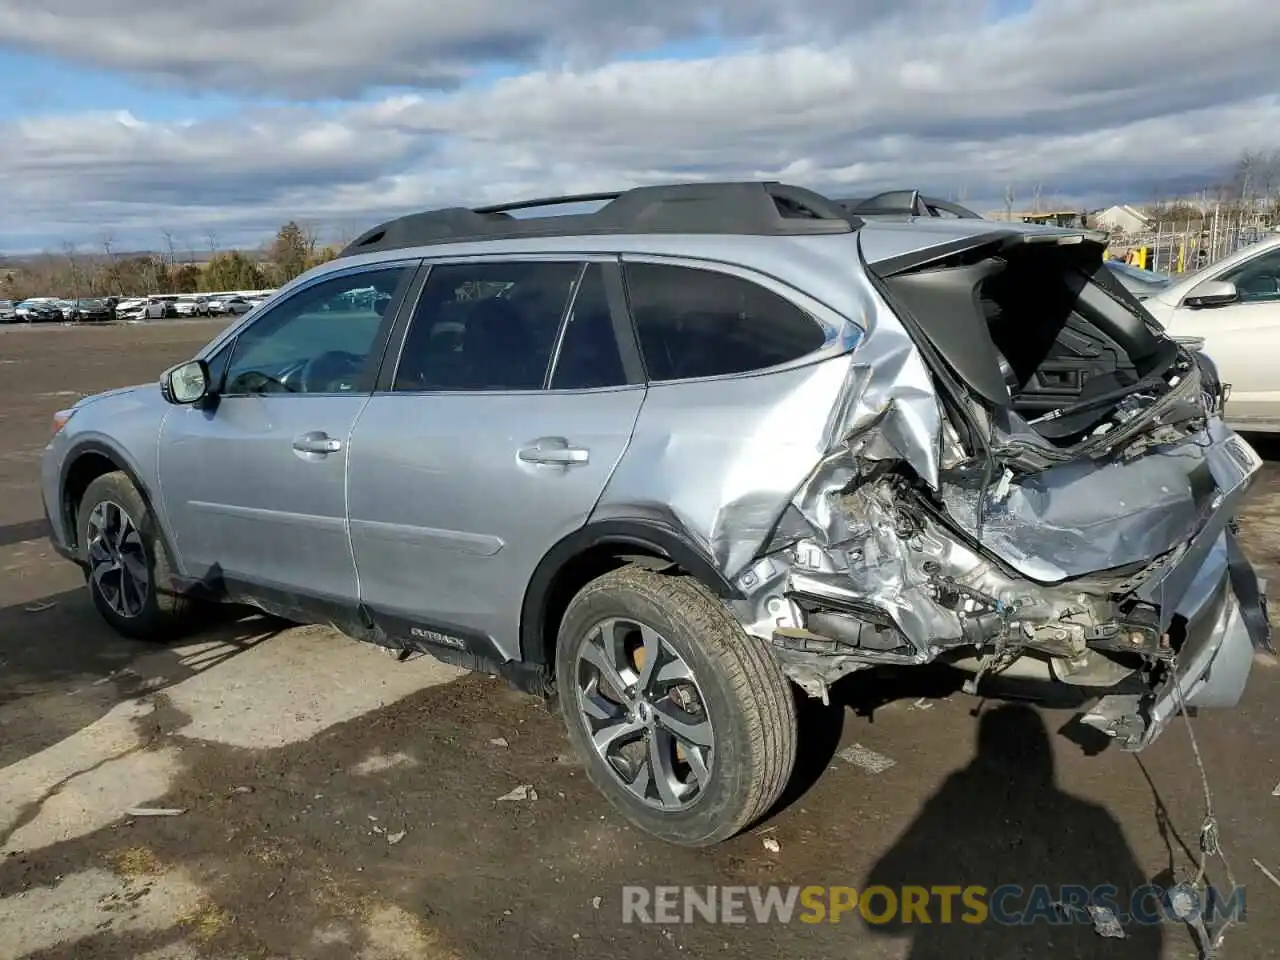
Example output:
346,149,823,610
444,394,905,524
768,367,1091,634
555,566,797,846
78,471,192,642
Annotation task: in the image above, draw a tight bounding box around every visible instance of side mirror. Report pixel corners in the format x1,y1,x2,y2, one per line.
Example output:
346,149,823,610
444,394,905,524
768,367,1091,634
160,360,211,405
1184,279,1238,309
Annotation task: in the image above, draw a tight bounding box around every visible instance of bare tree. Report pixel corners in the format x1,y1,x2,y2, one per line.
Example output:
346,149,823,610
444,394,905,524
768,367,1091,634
160,229,178,265
148,255,169,294
96,233,118,296
206,232,220,254
1003,183,1017,222
333,220,360,247
62,241,85,300
299,220,322,260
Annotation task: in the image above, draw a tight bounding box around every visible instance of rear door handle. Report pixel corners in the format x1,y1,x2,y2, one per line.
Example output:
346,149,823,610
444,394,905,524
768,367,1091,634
518,439,589,465
292,431,343,454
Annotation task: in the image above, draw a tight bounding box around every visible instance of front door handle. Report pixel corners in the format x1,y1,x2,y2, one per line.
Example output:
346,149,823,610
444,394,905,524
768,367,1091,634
518,438,589,465
292,431,343,454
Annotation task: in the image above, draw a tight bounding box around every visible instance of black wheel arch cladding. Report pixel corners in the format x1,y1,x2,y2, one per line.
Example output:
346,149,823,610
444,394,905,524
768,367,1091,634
61,440,179,570
520,511,742,667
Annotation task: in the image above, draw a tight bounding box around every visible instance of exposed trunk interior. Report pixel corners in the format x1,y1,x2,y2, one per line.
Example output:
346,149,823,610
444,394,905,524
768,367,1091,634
877,234,1180,447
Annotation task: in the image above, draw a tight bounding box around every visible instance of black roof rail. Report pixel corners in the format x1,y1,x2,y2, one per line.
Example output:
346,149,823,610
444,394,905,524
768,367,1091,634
338,181,860,258
837,191,983,220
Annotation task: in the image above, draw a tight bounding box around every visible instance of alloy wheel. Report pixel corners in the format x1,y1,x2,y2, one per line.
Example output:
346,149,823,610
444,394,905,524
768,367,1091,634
574,617,714,811
86,500,150,618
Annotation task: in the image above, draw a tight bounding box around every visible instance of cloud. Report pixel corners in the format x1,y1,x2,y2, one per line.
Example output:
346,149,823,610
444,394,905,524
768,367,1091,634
1,0,1278,250
0,0,955,97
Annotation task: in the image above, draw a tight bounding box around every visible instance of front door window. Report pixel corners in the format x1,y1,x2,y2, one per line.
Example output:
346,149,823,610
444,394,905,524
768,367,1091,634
222,267,411,395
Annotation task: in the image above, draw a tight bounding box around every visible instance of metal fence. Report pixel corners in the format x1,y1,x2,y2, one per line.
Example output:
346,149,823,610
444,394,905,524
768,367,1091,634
1107,211,1275,276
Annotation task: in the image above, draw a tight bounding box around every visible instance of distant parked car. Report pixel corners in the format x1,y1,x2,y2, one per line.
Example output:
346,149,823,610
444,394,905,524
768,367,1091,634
114,298,147,321
121,297,171,320
208,296,253,316
174,295,210,317
56,300,77,320
15,299,62,322
68,298,113,322
0,299,16,322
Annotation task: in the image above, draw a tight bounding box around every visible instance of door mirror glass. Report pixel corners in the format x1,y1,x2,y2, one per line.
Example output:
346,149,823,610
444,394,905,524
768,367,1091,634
1184,279,1239,309
162,360,211,404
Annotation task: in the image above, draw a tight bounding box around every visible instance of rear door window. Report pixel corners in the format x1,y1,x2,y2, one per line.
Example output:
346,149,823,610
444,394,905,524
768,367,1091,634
549,263,628,390
621,262,826,381
394,261,580,391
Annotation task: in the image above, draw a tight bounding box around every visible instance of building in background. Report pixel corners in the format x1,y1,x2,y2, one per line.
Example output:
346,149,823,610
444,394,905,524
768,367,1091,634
1093,204,1155,234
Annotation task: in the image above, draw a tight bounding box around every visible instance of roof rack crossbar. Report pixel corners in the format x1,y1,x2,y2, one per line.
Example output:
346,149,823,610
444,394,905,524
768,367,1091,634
337,181,861,258
472,191,623,215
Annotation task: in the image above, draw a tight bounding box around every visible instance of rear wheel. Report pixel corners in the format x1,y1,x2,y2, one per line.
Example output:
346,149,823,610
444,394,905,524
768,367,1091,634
555,565,797,846
78,471,192,642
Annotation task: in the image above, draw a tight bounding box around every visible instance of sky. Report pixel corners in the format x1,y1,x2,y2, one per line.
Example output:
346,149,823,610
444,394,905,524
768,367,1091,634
0,0,1278,252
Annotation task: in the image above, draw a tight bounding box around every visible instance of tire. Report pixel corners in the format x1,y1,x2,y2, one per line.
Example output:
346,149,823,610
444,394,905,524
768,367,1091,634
77,471,192,642
555,565,797,846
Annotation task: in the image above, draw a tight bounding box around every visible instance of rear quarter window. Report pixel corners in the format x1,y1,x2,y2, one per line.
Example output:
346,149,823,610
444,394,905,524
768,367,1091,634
622,263,826,381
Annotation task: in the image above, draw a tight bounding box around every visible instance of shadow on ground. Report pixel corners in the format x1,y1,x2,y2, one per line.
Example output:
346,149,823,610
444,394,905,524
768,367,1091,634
862,703,1164,958
0,587,287,767
0,520,49,550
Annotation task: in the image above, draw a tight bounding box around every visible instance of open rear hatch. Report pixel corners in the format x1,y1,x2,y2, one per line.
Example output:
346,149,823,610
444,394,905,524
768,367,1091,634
862,226,1247,579
870,228,1200,464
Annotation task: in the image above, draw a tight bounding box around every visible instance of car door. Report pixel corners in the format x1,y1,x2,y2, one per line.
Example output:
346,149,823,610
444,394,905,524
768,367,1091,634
346,257,647,659
1166,244,1280,431
157,262,417,618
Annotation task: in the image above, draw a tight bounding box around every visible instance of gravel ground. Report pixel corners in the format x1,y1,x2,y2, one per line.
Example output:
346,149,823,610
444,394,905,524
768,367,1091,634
1,321,1278,960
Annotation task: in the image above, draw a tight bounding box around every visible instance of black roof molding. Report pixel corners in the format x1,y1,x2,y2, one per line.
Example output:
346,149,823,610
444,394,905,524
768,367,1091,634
838,191,983,220
339,181,861,258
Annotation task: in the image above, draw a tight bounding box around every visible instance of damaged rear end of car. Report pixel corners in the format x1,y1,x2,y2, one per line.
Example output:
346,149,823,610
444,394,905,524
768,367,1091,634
722,221,1272,752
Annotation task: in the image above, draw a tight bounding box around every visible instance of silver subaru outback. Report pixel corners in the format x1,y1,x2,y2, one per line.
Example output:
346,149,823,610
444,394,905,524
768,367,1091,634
41,182,1272,846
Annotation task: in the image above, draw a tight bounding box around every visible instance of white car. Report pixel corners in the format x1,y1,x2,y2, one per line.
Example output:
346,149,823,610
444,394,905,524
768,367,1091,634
126,297,173,320
207,295,253,316
1143,235,1280,433
114,298,146,320
174,295,209,317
